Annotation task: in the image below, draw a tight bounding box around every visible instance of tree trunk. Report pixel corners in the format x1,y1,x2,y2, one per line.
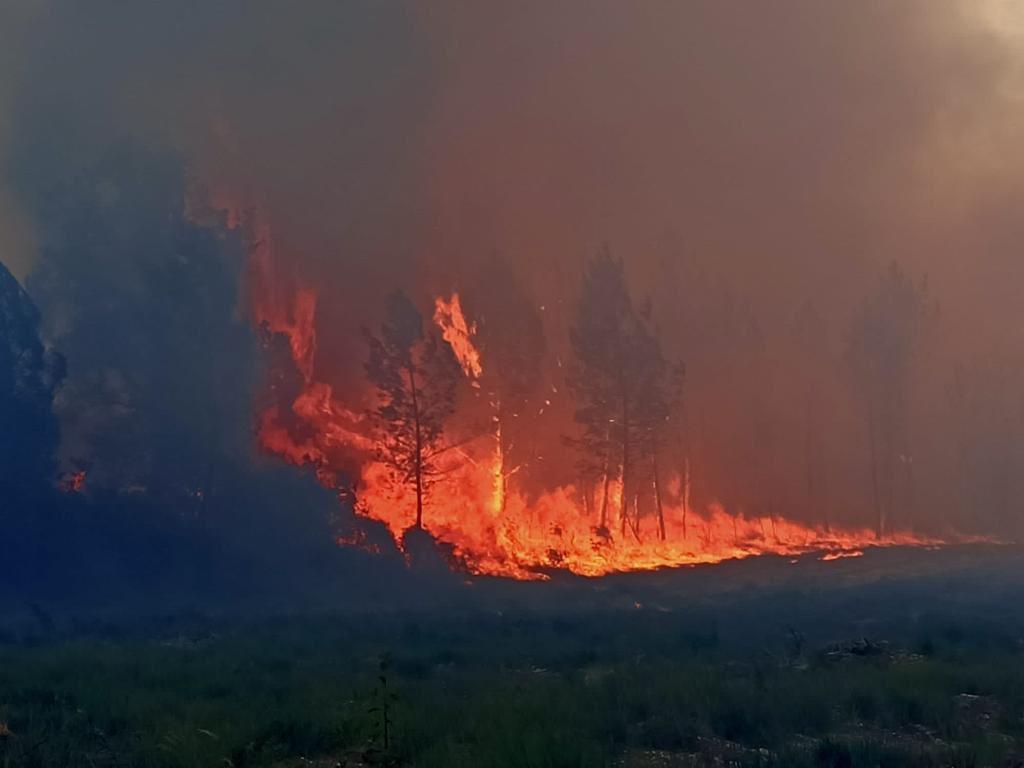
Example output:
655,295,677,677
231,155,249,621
599,430,611,530
620,395,630,537
652,452,666,541
493,396,506,516
681,455,690,540
819,441,831,533
630,493,642,543
676,399,692,541
804,409,815,520
866,399,883,539
901,428,915,531
408,362,424,529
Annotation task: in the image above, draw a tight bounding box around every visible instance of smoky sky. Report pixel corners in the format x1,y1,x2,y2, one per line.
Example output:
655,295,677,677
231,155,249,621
2,3,1016,266
3,1,1021,340
3,1,1024,534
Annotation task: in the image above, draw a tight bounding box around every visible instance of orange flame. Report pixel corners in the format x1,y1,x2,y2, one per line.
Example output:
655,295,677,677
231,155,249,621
433,294,483,380
204,194,949,580
820,549,865,562
60,470,87,494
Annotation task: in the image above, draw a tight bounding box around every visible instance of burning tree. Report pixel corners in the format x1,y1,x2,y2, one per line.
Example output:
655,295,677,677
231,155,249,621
634,331,684,541
466,259,547,514
568,247,681,540
365,291,461,530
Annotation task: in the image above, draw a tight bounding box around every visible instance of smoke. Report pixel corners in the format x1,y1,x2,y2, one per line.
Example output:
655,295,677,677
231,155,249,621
3,0,1024,554
9,1,1021,318
0,3,37,281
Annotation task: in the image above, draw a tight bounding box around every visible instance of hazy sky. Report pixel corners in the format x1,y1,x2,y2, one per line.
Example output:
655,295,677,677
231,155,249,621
2,1,1022,322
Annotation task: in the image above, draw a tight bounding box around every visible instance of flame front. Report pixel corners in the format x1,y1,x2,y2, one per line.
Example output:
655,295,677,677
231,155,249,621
211,200,946,580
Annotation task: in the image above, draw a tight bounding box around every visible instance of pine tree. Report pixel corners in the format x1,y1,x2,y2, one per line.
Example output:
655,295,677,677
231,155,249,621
633,320,683,541
567,247,681,539
365,291,460,529
846,262,931,537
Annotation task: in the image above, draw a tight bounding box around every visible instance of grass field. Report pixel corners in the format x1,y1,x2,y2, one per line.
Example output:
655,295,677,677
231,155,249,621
3,548,1024,767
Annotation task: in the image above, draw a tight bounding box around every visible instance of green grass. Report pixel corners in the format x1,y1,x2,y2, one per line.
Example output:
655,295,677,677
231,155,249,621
1,611,1023,767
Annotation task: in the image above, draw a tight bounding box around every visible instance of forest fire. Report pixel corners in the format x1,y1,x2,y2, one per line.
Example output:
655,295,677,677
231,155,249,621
214,204,946,580
7,6,1024,764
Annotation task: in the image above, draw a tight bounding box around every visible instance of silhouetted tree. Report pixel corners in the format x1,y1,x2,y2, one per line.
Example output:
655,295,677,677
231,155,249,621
847,262,931,537
5,143,350,605
634,327,683,541
0,260,63,505
794,301,830,530
471,257,546,513
25,146,254,499
568,247,680,539
365,291,460,529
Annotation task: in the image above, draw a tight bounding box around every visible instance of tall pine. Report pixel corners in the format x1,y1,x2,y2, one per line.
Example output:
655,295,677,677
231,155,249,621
365,291,460,529
568,248,680,539
472,257,546,513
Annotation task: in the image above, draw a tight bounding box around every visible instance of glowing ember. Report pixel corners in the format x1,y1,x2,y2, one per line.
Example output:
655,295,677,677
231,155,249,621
820,550,865,562
60,470,87,493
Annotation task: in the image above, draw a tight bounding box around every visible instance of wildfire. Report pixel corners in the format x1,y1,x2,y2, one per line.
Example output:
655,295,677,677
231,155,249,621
59,470,87,494
354,461,936,579
820,549,865,562
433,294,483,381
207,197,947,580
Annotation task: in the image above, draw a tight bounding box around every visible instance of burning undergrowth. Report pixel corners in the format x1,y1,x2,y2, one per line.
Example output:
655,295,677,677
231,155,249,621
3,2,1022,608
212,200,946,580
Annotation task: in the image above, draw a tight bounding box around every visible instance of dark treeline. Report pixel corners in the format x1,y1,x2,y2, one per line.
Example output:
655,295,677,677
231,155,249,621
3,141,1022,613
0,145,451,609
